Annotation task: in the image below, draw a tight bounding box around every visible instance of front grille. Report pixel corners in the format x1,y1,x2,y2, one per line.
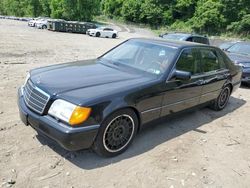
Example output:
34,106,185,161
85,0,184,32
23,80,50,114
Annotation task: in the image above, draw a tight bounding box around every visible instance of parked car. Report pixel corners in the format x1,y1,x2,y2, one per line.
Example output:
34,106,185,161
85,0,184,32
225,41,250,85
36,19,48,29
160,33,210,45
28,17,49,27
18,38,241,157
28,19,38,27
87,27,118,38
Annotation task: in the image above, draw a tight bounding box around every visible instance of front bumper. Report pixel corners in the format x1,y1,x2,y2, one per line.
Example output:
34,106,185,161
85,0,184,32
28,23,35,27
18,88,100,151
87,31,95,36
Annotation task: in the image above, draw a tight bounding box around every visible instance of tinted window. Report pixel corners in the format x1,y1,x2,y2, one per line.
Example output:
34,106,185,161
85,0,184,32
200,49,220,72
104,28,113,31
193,37,209,44
215,50,227,69
176,48,201,75
186,37,193,42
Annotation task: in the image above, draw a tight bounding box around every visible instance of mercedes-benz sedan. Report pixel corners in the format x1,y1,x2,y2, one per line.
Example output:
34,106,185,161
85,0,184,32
18,38,242,157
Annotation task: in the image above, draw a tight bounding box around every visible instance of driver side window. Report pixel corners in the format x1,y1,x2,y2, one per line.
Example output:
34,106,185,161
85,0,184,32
176,48,201,75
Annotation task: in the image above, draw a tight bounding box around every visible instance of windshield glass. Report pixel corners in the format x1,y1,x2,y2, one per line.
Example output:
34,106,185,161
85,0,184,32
219,42,236,50
227,43,250,56
101,40,178,75
163,34,188,41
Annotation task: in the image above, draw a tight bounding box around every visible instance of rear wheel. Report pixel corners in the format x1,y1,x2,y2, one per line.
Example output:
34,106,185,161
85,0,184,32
96,32,100,37
112,33,117,38
42,25,47,29
210,85,231,111
92,109,138,157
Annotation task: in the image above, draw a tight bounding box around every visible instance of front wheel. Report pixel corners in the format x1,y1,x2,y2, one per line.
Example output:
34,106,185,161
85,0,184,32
92,109,138,157
96,32,100,37
210,85,231,111
112,33,117,38
42,25,47,29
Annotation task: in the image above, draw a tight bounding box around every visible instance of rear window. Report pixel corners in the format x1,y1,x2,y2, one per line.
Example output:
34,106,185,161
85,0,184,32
193,37,209,44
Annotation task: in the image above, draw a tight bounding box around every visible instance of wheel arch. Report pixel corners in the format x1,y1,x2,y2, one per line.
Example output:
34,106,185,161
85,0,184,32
224,81,233,94
102,105,142,133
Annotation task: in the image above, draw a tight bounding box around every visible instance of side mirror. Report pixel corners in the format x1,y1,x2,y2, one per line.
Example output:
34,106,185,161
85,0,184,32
174,70,191,80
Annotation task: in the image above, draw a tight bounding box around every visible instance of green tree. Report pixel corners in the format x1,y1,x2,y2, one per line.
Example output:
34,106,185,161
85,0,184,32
102,0,123,18
227,14,250,36
191,0,225,33
140,0,164,26
121,0,142,23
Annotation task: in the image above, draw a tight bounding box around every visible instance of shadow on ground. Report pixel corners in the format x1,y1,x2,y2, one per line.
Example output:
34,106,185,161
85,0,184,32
36,96,246,169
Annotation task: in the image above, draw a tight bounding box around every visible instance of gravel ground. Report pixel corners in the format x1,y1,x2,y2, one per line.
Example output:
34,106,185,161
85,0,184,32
0,19,250,188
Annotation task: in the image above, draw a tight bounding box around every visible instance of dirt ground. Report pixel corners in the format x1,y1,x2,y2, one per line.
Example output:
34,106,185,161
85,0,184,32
0,19,250,188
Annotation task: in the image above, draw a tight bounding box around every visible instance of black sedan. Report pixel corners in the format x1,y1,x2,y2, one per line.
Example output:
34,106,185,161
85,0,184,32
225,41,250,85
18,38,242,157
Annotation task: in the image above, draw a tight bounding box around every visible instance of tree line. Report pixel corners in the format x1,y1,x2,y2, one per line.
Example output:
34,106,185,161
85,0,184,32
0,0,100,21
0,0,249,36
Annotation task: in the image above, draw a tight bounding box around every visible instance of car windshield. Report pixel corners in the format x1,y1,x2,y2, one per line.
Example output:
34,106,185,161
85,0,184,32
163,34,188,41
219,42,239,50
101,40,178,75
227,43,250,56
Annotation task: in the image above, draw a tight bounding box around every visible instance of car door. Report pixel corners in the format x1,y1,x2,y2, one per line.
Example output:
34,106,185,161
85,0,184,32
161,47,204,116
107,28,114,37
103,28,110,37
198,48,230,104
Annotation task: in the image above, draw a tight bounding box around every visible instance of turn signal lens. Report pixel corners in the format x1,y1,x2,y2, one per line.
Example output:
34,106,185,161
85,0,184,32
69,107,92,126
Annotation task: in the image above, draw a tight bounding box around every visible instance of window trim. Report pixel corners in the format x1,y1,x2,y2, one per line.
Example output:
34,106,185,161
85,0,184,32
174,47,203,76
198,47,227,74
167,46,228,81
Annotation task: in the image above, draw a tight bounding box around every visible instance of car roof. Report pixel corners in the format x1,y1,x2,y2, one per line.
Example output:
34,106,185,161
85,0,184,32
129,38,210,49
164,33,207,38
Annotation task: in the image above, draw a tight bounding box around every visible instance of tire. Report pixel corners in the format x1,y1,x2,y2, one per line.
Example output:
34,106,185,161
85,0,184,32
92,109,138,157
96,32,100,37
210,85,231,111
112,33,117,38
42,25,47,29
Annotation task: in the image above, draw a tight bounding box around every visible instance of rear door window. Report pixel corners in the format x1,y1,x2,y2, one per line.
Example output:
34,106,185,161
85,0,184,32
199,48,224,72
176,48,202,75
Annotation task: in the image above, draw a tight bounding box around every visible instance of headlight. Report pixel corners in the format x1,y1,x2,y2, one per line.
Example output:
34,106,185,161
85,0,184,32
48,99,91,126
24,72,30,85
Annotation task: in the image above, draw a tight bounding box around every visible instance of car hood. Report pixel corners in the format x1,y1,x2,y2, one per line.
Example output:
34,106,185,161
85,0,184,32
227,52,250,63
30,59,154,103
227,52,250,68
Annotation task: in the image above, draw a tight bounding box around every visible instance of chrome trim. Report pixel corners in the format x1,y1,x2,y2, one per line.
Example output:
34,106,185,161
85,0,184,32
141,96,200,114
23,80,50,114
